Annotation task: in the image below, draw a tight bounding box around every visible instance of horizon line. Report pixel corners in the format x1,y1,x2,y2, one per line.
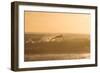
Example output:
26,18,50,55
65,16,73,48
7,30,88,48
25,32,90,35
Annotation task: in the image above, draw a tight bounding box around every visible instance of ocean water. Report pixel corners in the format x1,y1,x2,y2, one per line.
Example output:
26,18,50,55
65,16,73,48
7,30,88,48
25,53,90,61
24,33,90,61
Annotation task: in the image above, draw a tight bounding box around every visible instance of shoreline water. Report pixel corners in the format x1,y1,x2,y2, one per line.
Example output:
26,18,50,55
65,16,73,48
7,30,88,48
24,53,90,61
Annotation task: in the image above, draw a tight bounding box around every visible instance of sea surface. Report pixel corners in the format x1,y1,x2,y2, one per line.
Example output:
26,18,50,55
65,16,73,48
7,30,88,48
24,33,90,61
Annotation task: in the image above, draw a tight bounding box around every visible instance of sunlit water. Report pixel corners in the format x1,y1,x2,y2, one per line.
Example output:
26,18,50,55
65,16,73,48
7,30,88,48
25,53,90,61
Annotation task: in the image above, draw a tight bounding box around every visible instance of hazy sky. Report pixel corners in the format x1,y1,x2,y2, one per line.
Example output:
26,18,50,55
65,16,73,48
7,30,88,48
25,11,90,34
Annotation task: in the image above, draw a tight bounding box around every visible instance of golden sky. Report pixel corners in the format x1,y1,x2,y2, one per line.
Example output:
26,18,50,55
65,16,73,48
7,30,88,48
25,11,90,34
